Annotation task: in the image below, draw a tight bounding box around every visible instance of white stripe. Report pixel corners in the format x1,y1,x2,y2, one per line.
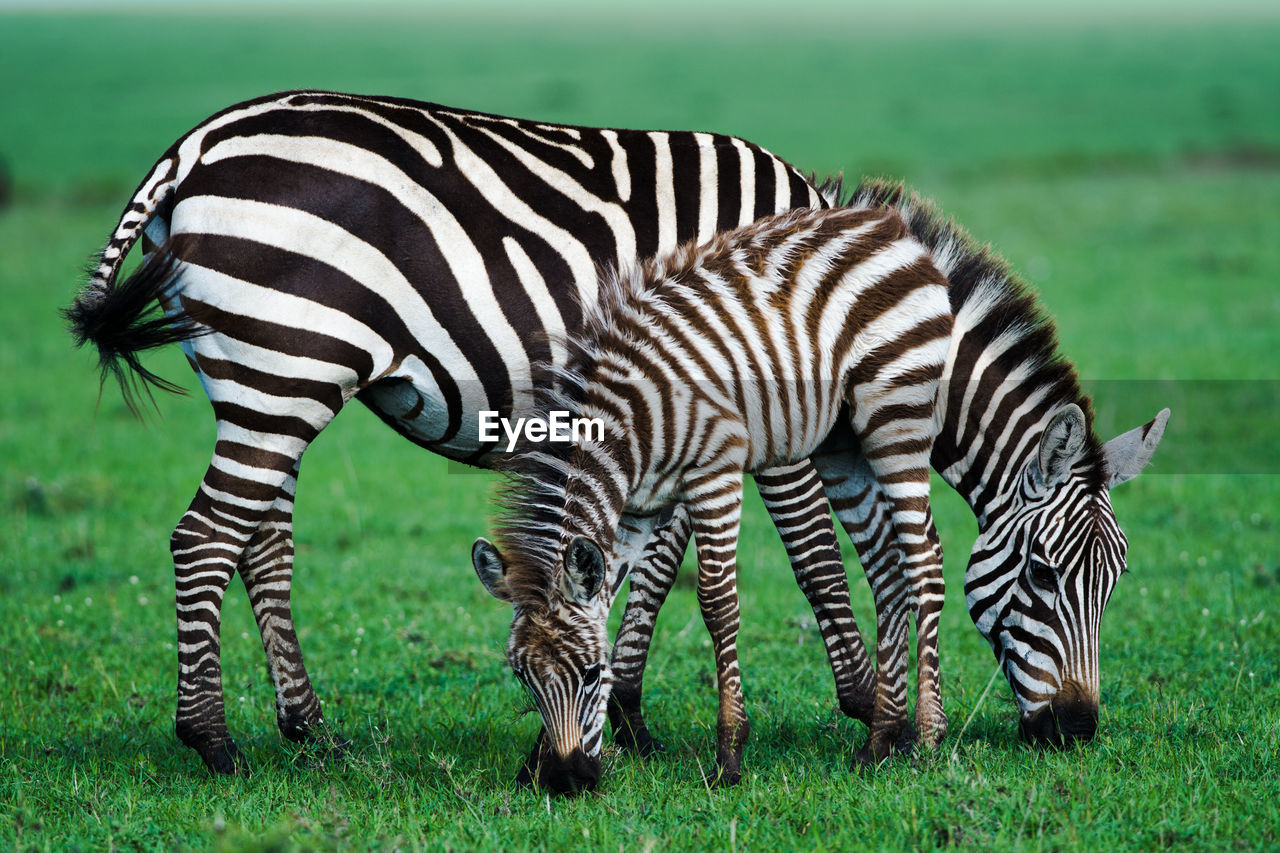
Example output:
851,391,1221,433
199,133,524,402
502,237,566,374
601,130,631,203
649,131,677,254
171,195,487,418
427,116,609,313
731,137,756,226
694,132,718,246
773,157,791,213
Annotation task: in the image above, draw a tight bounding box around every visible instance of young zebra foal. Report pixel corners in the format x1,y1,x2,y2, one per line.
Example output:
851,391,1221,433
473,204,954,790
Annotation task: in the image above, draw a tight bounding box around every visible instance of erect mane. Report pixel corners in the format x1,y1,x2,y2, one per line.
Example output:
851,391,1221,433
490,326,623,611
836,176,1108,492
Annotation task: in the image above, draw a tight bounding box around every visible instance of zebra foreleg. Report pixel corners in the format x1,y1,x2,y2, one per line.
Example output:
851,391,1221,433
236,465,347,756
754,461,876,725
607,506,692,757
855,450,945,764
687,470,750,788
815,432,944,764
911,514,948,749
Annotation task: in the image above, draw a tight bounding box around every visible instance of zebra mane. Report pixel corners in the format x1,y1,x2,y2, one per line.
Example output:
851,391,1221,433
490,340,615,611
839,176,1107,490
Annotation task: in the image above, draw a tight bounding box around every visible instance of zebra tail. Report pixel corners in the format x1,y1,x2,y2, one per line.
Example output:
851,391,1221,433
63,151,209,415
63,244,204,416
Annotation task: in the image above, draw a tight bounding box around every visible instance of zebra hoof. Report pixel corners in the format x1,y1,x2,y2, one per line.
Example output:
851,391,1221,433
706,745,744,788
704,763,742,789
851,723,915,770
199,740,250,777
894,721,920,753
607,689,664,756
281,718,352,763
838,695,876,727
614,724,666,758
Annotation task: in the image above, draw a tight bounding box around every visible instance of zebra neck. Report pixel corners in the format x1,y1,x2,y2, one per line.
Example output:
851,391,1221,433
933,385,1059,527
557,436,637,548
930,348,1099,529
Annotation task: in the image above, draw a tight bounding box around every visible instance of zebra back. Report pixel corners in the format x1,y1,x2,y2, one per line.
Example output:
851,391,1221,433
67,90,826,451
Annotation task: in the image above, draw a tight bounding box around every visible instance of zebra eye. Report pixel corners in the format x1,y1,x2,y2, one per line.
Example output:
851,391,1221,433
582,664,602,689
1028,559,1058,590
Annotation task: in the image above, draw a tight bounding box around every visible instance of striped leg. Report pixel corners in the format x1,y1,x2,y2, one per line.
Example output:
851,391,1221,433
236,462,340,749
845,382,945,764
818,452,948,758
912,513,947,748
608,505,692,756
172,353,339,772
754,462,876,724
610,460,876,754
687,468,749,787
172,443,309,774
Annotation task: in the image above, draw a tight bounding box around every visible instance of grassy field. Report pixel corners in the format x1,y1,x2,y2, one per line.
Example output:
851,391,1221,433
2,4,1278,851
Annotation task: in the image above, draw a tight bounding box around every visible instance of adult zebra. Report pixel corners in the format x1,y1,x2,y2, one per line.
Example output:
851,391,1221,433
64,90,879,779
474,179,1169,791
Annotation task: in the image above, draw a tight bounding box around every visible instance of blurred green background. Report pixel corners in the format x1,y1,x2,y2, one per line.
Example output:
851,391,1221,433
1,2,1277,851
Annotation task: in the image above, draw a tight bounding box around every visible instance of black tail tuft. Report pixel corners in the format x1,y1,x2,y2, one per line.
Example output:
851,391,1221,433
63,246,205,417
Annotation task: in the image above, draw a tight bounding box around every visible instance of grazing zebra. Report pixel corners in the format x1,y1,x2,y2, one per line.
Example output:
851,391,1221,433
473,179,1168,792
474,201,955,789
63,90,879,777
839,181,1169,749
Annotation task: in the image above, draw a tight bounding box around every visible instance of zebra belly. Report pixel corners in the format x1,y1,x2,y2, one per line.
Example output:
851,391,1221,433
358,359,483,461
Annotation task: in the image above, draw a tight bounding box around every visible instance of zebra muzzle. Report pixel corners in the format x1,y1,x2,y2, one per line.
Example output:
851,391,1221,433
1019,681,1099,747
515,729,601,795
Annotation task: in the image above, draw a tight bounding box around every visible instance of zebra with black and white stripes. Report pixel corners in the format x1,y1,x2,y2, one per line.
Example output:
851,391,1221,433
474,179,1168,791
65,90,878,778
841,181,1169,748
474,201,956,788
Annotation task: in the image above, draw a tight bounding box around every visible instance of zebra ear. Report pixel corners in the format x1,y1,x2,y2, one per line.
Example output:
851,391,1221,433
1035,403,1088,486
1102,408,1170,489
562,536,607,605
472,537,511,602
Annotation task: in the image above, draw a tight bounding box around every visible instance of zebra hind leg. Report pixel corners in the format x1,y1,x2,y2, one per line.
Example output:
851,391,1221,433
754,461,876,726
236,463,349,759
173,455,306,774
173,405,336,774
607,505,693,756
171,474,249,776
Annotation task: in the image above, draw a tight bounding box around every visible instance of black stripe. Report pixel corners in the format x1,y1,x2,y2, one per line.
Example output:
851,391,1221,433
622,133,661,260
714,136,743,232
751,147,778,220
667,132,703,246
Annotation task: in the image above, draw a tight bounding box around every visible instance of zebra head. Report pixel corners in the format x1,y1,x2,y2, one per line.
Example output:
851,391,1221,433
472,535,612,794
964,404,1169,746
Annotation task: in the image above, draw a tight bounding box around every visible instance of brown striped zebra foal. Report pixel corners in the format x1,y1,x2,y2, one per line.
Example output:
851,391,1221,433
473,202,955,790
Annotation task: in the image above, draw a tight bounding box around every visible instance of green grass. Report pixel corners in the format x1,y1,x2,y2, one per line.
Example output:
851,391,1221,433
2,4,1279,851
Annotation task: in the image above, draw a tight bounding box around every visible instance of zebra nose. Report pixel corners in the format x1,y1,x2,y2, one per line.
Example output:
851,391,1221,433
1020,681,1098,747
515,730,601,795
